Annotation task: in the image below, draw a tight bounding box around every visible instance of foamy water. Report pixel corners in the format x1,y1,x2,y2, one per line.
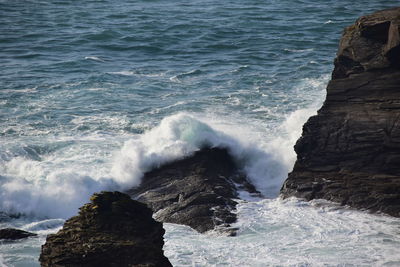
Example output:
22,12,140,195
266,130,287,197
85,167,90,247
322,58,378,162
1,70,399,267
165,198,400,266
2,94,400,266
2,198,400,266
0,73,327,220
2,0,400,265
0,99,322,220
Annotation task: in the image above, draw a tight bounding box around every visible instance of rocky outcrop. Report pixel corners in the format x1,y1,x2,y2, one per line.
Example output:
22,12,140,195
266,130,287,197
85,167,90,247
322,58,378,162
128,147,258,235
281,7,400,217
39,191,172,267
0,228,37,240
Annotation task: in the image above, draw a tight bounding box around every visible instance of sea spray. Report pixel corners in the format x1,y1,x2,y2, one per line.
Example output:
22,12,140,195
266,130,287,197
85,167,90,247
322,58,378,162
0,105,322,219
110,114,233,188
111,104,324,197
2,1,400,265
0,167,118,218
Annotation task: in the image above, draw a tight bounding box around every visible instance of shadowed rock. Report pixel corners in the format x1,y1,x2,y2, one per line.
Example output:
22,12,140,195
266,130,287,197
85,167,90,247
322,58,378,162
128,147,259,235
281,7,400,217
0,228,37,240
39,191,172,267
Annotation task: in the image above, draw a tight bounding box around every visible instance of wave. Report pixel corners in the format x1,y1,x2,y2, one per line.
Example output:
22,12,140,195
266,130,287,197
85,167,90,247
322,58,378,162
0,163,118,218
84,56,106,62
23,218,65,232
284,48,314,53
107,70,166,78
111,113,243,188
0,87,38,94
0,99,322,219
169,69,202,82
111,107,319,196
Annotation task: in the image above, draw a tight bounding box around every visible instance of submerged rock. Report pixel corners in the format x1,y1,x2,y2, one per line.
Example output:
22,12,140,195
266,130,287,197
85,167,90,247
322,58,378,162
128,147,259,235
39,191,172,267
0,228,37,240
281,7,400,217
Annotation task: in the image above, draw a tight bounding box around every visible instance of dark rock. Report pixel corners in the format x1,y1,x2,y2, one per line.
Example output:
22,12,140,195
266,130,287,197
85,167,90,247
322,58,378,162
332,7,400,79
39,191,172,267
281,7,400,217
127,147,259,235
0,228,37,240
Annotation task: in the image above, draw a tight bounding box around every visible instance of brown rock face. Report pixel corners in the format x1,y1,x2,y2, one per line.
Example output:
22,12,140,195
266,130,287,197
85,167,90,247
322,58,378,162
39,191,172,267
281,7,400,217
128,147,259,235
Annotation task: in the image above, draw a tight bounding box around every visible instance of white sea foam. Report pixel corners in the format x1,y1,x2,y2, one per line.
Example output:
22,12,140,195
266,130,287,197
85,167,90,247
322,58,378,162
111,103,321,197
164,198,400,266
110,113,241,188
0,136,120,219
108,70,166,78
169,69,202,82
0,87,38,94
3,202,399,267
284,48,314,53
22,219,65,232
0,166,118,218
0,75,327,219
0,97,323,219
109,70,137,76
198,107,320,196
1,74,397,267
0,255,7,267
70,114,131,133
84,56,106,62
147,100,190,115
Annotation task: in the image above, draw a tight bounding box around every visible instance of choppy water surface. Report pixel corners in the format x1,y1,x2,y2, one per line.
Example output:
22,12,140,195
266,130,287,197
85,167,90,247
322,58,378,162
1,0,400,266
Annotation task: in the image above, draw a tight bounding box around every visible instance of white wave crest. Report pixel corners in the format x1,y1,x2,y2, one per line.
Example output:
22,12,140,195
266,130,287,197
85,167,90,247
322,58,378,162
84,56,105,62
0,74,325,218
111,114,240,188
23,219,65,232
111,106,320,197
0,168,118,218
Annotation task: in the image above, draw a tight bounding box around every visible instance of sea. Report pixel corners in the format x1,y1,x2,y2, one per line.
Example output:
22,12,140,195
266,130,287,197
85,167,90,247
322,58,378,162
1,0,400,266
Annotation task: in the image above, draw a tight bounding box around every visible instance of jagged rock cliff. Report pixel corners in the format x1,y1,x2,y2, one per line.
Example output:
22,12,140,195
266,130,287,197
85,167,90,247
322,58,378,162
128,147,258,235
281,7,400,217
39,191,172,267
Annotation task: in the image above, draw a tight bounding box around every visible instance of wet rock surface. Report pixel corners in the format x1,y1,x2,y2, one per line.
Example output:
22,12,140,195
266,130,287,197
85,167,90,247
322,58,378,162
0,228,37,240
39,191,172,267
128,147,259,235
281,7,400,217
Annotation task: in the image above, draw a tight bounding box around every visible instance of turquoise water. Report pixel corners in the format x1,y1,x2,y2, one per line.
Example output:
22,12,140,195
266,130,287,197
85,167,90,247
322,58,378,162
1,1,400,266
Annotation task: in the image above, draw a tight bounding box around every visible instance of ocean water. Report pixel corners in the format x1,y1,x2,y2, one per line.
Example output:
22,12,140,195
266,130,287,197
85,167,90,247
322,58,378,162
1,1,400,266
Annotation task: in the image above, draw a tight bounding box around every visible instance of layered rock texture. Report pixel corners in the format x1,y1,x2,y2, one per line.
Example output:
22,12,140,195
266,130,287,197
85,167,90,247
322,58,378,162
281,7,400,217
0,228,37,240
39,191,172,267
128,147,258,234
